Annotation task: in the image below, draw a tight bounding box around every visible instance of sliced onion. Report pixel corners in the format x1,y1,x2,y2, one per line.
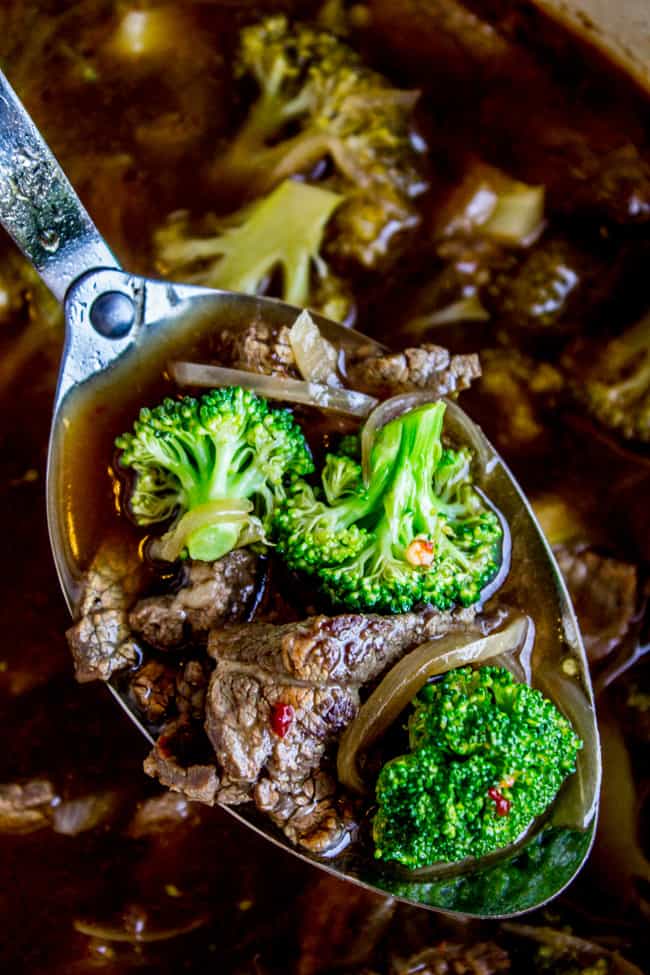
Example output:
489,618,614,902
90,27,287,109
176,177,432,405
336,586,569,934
482,183,545,246
360,394,493,485
151,498,252,562
289,309,340,386
535,661,600,830
405,294,490,332
74,915,209,943
170,362,377,418
337,612,532,794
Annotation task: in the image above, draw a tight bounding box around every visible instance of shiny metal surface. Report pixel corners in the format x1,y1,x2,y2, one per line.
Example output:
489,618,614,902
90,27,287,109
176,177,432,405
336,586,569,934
0,66,600,918
0,72,118,300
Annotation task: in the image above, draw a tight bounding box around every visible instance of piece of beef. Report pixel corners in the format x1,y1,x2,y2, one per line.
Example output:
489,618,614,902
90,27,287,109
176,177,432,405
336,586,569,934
555,545,638,662
346,344,481,398
0,780,55,834
205,608,476,851
127,792,198,838
176,659,209,721
66,536,146,683
256,770,356,855
130,659,176,724
143,718,220,805
216,319,298,379
129,550,259,651
395,942,510,975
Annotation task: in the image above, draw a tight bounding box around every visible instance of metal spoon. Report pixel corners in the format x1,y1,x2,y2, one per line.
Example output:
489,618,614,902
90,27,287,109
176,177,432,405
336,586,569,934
0,70,600,917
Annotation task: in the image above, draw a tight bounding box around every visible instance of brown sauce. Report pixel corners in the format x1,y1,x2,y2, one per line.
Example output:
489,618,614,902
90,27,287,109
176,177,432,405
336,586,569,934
0,2,648,972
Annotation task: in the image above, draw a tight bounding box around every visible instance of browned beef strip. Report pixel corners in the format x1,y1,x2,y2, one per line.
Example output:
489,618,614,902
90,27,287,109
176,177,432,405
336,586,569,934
129,550,259,651
176,659,209,721
216,319,298,378
215,318,480,401
255,770,356,856
395,942,510,974
127,792,198,838
346,345,481,399
143,718,220,805
130,660,176,724
555,545,638,662
0,780,55,834
205,608,476,851
66,537,146,683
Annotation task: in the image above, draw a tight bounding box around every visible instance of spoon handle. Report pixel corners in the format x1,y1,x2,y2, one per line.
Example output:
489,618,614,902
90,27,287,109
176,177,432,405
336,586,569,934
0,70,119,302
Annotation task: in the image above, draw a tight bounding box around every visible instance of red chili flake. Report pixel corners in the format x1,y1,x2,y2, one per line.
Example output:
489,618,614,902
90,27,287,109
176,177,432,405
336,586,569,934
405,538,435,567
488,787,511,817
271,703,295,738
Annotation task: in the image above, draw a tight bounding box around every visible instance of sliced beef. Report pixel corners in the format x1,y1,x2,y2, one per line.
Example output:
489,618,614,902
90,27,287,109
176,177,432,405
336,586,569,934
346,344,481,398
215,317,479,401
66,536,146,683
129,550,259,651
0,780,55,834
256,770,355,856
216,319,298,379
395,942,510,975
127,792,197,838
143,718,220,805
130,659,176,724
205,608,476,851
555,545,638,662
175,659,209,721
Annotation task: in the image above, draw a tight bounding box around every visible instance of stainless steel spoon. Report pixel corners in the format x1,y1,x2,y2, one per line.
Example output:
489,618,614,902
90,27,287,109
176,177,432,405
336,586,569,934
0,69,600,918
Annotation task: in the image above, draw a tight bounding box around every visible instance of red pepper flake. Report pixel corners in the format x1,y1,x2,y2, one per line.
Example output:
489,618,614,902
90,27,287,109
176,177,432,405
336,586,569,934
271,703,294,738
405,538,435,567
488,787,511,817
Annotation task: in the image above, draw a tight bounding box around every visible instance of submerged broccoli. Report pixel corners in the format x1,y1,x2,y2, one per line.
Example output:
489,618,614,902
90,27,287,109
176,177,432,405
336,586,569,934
272,401,503,613
373,666,582,868
562,315,650,443
209,14,425,269
154,178,352,321
115,387,313,562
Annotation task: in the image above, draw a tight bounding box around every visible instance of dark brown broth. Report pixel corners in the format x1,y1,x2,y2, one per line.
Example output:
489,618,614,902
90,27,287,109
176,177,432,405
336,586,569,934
1,1,649,972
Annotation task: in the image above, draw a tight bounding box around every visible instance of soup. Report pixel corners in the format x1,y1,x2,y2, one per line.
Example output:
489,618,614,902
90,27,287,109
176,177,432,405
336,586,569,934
0,1,648,972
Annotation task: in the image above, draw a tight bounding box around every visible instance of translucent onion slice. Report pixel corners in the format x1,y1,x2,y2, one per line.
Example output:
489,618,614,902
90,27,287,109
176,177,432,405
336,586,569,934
337,612,532,795
170,361,377,418
405,294,490,333
288,309,340,386
361,394,492,485
482,183,545,246
150,498,252,562
536,662,600,830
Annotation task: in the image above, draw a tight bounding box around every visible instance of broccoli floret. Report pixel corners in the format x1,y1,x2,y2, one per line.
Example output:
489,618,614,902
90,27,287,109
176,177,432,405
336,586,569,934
115,387,313,562
210,14,425,269
482,235,614,335
373,666,583,868
563,316,650,443
272,401,504,613
155,178,353,318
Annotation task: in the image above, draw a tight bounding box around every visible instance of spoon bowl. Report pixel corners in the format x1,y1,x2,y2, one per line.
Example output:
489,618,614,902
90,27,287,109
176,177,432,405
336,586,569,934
0,68,600,918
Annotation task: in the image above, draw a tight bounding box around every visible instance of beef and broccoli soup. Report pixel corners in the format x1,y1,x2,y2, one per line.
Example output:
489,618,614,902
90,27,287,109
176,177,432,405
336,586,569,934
1,0,649,971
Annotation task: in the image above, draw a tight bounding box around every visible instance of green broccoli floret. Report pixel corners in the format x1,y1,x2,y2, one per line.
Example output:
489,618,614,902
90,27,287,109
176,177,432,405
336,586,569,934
209,14,425,269
154,178,353,320
272,400,504,613
373,666,583,868
563,315,650,443
115,386,313,562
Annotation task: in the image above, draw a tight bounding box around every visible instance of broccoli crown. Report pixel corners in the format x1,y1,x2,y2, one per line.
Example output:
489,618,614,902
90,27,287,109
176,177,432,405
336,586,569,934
272,401,504,613
373,666,583,868
154,178,353,320
564,316,650,444
212,14,425,269
115,386,313,561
